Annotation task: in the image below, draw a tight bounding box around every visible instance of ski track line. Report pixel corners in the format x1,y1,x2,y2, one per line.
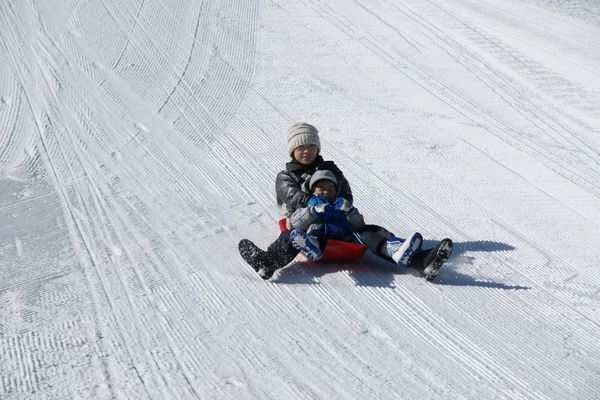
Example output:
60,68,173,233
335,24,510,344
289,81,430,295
297,0,599,277
407,1,600,180
92,0,266,208
338,0,596,360
5,3,218,396
76,168,235,396
148,0,259,148
252,1,596,396
92,0,217,150
278,261,543,397
319,258,559,394
359,285,550,398
421,1,600,161
155,2,205,114
271,259,498,395
0,191,99,396
0,191,53,212
266,0,576,260
0,12,37,172
106,0,147,74
0,82,27,169
351,137,600,394
3,0,599,397
38,115,160,397
241,280,404,398
310,0,599,198
148,0,261,121
27,0,316,396
244,1,596,396
278,0,597,260
435,0,600,79
390,3,599,192
1,4,122,398
31,1,262,396
256,0,596,228
48,24,242,245
408,1,600,138
342,127,600,394
59,84,205,400
407,269,598,391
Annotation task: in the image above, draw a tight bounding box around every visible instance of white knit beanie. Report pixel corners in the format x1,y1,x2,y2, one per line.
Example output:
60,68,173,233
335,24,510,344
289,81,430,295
286,123,321,156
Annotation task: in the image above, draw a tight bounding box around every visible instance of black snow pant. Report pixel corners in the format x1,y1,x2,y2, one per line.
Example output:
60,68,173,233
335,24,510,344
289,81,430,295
267,230,329,268
269,226,430,270
268,225,389,267
355,224,431,270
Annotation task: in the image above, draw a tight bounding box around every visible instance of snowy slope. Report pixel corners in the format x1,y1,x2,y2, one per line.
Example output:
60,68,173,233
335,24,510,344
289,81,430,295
1,0,599,398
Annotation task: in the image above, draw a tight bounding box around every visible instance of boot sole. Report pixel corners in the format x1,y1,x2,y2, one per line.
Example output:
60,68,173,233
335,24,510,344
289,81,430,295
422,238,453,281
238,239,264,272
290,229,322,261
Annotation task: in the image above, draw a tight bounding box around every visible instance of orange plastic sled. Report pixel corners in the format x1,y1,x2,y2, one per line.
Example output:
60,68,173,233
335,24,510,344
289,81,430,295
279,218,368,262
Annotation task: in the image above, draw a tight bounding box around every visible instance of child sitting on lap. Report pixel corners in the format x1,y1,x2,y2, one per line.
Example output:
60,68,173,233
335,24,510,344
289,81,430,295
239,122,452,281
289,170,423,266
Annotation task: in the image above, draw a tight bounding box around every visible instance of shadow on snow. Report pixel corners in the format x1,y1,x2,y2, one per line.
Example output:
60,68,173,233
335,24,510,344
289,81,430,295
272,240,531,290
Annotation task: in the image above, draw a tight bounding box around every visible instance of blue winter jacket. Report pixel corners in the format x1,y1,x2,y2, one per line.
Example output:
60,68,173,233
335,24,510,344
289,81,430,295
290,194,365,241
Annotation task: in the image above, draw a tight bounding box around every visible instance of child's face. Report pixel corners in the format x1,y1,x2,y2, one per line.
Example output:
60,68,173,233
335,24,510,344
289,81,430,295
293,144,319,165
313,179,337,202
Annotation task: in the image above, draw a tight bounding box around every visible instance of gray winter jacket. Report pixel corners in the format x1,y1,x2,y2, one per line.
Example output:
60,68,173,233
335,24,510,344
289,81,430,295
276,156,353,217
290,203,366,238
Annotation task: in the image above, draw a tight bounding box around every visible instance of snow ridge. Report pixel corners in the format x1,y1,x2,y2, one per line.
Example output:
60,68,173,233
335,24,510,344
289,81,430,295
1,0,599,398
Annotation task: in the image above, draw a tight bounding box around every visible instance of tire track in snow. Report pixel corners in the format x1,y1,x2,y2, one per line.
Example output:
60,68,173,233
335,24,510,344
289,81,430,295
300,0,600,203
354,0,600,197
248,2,599,397
410,0,600,184
24,0,263,396
1,0,240,396
336,0,596,376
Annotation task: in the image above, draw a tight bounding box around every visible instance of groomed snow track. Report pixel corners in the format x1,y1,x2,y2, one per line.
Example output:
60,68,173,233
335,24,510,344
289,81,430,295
1,0,599,398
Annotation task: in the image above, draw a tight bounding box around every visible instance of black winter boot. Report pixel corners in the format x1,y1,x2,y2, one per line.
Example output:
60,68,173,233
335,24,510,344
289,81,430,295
259,231,301,279
239,231,300,280
420,238,453,281
239,239,272,272
408,250,427,272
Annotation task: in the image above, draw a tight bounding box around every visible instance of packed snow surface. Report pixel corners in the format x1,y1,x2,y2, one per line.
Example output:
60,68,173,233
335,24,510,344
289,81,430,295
1,0,599,398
